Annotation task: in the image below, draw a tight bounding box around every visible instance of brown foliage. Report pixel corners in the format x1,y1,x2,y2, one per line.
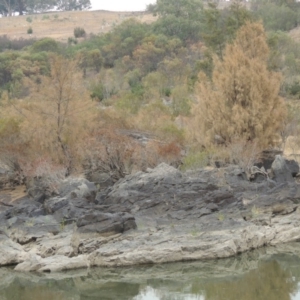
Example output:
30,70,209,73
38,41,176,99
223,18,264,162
226,138,261,174
20,156,66,194
156,141,182,166
191,22,286,149
20,54,97,174
80,129,147,181
0,55,99,184
80,129,183,182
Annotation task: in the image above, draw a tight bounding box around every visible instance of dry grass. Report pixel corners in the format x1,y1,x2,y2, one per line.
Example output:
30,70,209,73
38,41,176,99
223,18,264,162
0,10,156,42
0,185,27,203
289,26,300,43
7,185,27,201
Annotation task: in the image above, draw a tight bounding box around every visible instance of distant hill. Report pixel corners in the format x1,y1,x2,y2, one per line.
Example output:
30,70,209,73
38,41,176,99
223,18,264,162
0,10,156,42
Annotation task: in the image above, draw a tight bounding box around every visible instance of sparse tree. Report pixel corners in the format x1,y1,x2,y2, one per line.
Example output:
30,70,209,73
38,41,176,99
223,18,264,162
56,0,91,11
0,0,90,15
1,0,15,16
24,55,91,175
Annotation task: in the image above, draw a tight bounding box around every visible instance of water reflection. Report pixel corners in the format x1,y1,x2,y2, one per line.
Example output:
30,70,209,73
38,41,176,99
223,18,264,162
134,261,297,300
1,246,300,300
202,260,297,300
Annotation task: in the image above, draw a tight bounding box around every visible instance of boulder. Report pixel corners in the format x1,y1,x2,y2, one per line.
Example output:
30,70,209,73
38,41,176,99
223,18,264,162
2,199,43,220
285,159,299,177
76,212,136,235
256,149,283,170
24,231,76,258
101,163,183,206
14,254,89,272
271,155,294,183
0,168,9,189
26,176,97,203
7,215,60,244
0,232,29,266
26,177,57,202
86,172,113,189
58,177,97,201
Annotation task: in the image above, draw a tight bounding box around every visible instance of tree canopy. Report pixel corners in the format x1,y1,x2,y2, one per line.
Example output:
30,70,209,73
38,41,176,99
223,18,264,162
148,0,205,42
194,22,286,148
0,0,91,15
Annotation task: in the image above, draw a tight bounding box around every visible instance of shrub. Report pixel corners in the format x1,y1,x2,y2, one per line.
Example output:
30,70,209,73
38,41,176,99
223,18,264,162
68,37,78,45
116,93,144,114
171,85,191,116
161,124,185,143
288,81,300,98
254,3,298,32
0,35,10,51
21,157,66,195
181,150,210,171
0,36,37,51
74,27,86,38
80,129,146,181
156,141,182,167
90,83,105,101
226,138,261,174
31,38,59,53
27,27,33,34
0,117,28,184
26,16,32,23
163,87,171,97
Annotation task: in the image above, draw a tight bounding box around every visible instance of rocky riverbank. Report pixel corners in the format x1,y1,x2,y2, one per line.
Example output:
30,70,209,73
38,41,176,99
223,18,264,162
1,244,300,299
1,155,300,272
1,244,300,300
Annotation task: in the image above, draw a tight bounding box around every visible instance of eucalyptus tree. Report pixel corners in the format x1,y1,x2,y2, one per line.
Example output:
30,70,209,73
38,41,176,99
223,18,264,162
56,0,91,11
147,0,205,43
0,0,91,15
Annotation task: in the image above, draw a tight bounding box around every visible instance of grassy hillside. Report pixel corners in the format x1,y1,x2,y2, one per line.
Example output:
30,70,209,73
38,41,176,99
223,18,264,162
0,10,156,42
1,0,300,186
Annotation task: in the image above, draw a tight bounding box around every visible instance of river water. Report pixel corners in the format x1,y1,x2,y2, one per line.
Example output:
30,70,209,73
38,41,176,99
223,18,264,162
2,245,300,300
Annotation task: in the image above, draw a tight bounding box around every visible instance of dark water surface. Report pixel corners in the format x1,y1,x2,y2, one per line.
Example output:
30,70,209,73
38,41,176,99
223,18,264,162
2,245,300,300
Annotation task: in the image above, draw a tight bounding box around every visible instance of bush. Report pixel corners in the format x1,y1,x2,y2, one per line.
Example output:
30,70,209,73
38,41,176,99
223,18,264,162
2,36,36,51
27,27,33,34
0,117,27,184
254,3,298,32
161,124,185,143
22,157,66,195
226,138,261,174
116,93,144,114
0,35,10,51
181,150,210,171
163,87,171,97
90,83,105,101
156,141,182,167
81,129,148,181
74,27,86,38
288,81,300,98
26,16,32,23
31,38,59,53
68,37,78,45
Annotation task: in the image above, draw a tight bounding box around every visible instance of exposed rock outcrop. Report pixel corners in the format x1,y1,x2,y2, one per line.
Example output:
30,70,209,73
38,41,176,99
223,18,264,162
1,156,300,272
